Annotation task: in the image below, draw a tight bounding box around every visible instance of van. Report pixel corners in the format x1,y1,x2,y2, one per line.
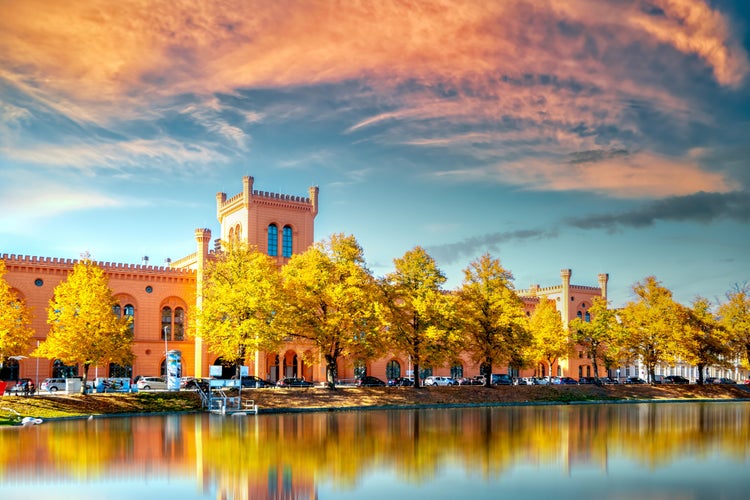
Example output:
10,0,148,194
41,378,67,392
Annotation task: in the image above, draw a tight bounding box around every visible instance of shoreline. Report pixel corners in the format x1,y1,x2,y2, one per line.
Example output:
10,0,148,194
3,384,750,423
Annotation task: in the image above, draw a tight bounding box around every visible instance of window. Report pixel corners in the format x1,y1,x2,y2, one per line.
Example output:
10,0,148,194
109,363,132,378
419,367,433,379
450,364,463,380
162,307,172,340
386,360,401,380
53,359,78,378
282,225,293,257
577,311,583,319
585,311,591,322
124,304,134,332
268,224,278,256
174,307,185,340
161,305,186,341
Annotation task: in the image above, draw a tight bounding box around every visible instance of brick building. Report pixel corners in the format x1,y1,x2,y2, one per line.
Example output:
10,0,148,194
2,176,608,385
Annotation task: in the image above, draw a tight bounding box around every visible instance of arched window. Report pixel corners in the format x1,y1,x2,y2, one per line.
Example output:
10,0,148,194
450,364,463,380
386,360,401,380
113,304,121,316
174,307,185,340
268,224,278,256
0,358,20,380
235,224,242,241
282,225,293,257
585,311,591,322
162,306,172,340
124,304,135,332
53,359,78,378
577,311,583,319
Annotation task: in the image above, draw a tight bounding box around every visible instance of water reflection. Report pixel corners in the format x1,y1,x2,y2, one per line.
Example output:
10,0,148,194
1,402,749,499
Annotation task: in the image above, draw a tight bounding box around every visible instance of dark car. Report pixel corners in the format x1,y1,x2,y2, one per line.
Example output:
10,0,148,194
388,377,415,387
578,377,597,385
240,376,272,388
184,378,210,392
5,378,35,395
491,374,512,385
663,375,690,384
624,377,647,384
357,376,386,387
716,377,736,384
276,377,313,388
559,377,578,385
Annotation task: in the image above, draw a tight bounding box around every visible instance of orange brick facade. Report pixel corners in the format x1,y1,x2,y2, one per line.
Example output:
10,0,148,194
2,176,606,385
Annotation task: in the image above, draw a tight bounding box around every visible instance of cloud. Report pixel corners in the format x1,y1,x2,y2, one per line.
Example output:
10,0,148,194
427,228,559,264
566,190,750,230
434,149,735,199
0,175,125,233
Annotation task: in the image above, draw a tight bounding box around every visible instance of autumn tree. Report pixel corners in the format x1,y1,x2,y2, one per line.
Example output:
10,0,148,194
380,246,458,388
282,234,384,388
678,297,729,384
527,296,569,379
619,276,682,383
455,254,529,387
34,259,133,391
197,242,287,377
569,297,621,381
0,259,34,370
719,285,750,370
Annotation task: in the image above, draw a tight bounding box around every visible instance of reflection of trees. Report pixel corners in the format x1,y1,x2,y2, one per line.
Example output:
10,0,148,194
1,403,749,493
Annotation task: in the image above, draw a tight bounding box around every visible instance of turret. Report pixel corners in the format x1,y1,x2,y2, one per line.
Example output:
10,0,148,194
598,273,609,301
560,269,572,329
309,185,319,217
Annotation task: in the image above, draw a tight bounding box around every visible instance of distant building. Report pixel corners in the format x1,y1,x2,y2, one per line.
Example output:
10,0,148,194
13,175,729,385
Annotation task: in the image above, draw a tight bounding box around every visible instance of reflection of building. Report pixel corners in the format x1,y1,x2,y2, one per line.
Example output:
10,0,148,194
4,174,685,384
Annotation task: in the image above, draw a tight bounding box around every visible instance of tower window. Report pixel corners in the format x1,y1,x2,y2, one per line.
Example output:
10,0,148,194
268,224,278,256
282,225,293,257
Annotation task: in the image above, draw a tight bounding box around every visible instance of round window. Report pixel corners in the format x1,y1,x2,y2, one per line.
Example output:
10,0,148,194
145,286,153,293
34,278,44,287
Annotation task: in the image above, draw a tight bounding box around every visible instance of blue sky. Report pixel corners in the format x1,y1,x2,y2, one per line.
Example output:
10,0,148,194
1,0,748,308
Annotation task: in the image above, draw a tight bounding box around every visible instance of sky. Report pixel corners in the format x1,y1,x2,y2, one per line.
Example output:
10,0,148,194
1,0,748,308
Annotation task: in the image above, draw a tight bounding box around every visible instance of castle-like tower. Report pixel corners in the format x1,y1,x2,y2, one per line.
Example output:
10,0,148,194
215,176,319,264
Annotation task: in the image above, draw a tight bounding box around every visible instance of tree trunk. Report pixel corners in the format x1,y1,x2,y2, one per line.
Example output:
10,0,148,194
324,354,337,389
82,363,91,395
483,358,492,388
413,361,421,388
697,364,705,384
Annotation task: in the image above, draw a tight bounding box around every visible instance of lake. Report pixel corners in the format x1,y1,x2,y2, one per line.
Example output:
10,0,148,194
1,402,749,499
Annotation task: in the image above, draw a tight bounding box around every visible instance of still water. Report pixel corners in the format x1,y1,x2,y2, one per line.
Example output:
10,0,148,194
1,402,749,499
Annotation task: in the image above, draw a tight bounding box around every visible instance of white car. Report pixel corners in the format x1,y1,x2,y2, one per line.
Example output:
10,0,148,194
423,376,457,386
41,378,67,392
136,376,167,390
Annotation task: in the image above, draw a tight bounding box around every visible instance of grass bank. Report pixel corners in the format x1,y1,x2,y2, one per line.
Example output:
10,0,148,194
2,383,749,424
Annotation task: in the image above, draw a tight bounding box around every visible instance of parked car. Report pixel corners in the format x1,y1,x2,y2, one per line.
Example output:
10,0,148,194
240,376,273,388
423,376,455,386
183,378,210,392
663,375,690,384
357,376,386,387
388,377,414,387
715,377,736,384
491,374,512,386
136,376,167,390
578,377,597,385
558,377,578,385
5,378,35,395
600,377,619,384
532,377,551,385
41,377,67,392
624,377,647,384
276,377,313,388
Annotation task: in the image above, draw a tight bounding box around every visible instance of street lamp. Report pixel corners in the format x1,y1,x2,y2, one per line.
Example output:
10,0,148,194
163,325,169,386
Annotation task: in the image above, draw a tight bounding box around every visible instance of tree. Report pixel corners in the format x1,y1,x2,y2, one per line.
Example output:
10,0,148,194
197,242,287,378
380,247,458,388
719,285,750,370
619,276,682,383
282,234,384,388
678,297,729,384
569,297,620,381
455,254,529,387
528,296,569,379
0,259,34,370
34,259,133,392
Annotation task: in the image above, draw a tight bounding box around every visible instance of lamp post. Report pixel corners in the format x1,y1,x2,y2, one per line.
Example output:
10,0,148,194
163,325,169,387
